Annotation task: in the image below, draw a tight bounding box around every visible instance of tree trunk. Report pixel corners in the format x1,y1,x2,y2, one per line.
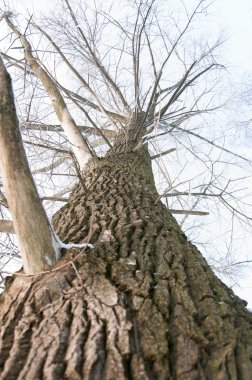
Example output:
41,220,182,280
0,57,58,274
0,132,252,379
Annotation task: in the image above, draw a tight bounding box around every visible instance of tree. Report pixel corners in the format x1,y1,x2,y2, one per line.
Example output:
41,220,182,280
0,1,252,378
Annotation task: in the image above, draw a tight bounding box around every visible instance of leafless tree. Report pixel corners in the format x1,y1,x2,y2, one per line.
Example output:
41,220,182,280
0,1,251,378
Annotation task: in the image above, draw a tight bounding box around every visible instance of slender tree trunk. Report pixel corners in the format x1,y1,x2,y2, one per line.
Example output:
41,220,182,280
0,130,251,379
0,57,58,274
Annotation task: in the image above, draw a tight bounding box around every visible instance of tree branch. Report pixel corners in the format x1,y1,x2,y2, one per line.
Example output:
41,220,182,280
4,15,94,170
0,219,14,234
64,0,130,112
151,148,176,160
169,209,209,216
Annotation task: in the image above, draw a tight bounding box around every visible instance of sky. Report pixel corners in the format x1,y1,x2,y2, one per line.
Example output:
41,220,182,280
202,0,252,307
0,0,252,306
216,0,252,73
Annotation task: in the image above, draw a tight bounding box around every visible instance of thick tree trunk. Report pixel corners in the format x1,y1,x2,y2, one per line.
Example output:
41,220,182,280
0,135,252,379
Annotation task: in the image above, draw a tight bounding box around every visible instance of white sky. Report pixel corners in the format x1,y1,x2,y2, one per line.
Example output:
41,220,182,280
212,1,252,307
216,0,252,72
0,0,252,306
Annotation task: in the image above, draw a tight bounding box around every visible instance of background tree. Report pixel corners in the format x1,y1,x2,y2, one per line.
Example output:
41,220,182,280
0,0,252,378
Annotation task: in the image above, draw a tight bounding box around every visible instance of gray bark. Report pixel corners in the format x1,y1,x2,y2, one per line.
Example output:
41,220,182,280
0,133,251,379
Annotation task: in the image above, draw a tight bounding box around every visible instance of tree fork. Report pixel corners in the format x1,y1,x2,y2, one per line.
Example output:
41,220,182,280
0,57,58,274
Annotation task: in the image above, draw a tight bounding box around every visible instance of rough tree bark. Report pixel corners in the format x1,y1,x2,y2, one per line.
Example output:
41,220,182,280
0,118,252,379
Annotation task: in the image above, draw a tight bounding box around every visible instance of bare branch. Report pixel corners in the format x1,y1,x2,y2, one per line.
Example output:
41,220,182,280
42,196,69,203
0,189,8,208
171,125,251,163
64,0,131,112
31,22,122,130
169,209,209,216
151,148,176,160
60,88,112,148
21,122,117,139
32,157,66,175
23,140,69,154
162,191,221,198
58,85,128,123
0,220,14,234
3,15,94,170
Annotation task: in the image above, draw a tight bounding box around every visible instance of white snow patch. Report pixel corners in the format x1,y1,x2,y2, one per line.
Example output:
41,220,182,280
51,230,94,260
45,254,53,266
133,219,142,225
58,241,94,250
128,260,136,266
